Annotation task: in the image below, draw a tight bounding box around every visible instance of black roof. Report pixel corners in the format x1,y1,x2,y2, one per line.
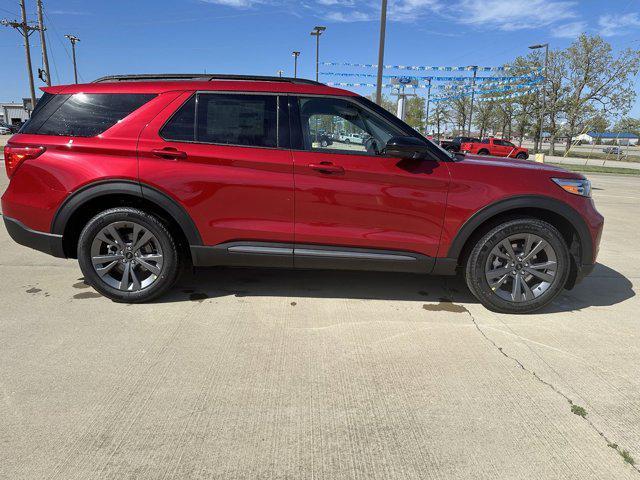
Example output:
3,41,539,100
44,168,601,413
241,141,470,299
92,73,322,86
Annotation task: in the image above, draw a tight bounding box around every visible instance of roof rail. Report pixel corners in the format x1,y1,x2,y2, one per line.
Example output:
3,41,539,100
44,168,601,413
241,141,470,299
92,73,323,86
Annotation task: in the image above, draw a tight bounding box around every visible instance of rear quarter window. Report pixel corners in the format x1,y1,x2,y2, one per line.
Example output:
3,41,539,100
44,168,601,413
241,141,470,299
20,93,156,137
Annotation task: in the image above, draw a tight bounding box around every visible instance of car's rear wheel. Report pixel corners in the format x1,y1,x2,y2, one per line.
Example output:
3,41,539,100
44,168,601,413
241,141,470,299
516,152,528,159
77,207,179,303
465,218,570,313
477,149,489,155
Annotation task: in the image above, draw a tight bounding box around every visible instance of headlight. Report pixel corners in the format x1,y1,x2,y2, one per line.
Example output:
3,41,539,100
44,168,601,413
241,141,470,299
552,178,591,197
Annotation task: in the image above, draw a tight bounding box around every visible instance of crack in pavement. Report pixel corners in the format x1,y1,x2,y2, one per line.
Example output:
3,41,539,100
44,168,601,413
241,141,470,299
441,281,639,473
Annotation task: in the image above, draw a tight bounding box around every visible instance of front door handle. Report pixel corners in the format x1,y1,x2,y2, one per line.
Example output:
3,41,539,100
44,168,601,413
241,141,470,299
151,147,187,160
308,162,345,174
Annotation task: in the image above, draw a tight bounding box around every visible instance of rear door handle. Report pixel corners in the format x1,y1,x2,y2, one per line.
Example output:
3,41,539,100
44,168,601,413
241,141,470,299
151,147,187,160
308,162,344,174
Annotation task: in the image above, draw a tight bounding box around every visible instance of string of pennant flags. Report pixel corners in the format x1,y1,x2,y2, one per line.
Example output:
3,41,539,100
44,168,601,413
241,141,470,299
326,80,541,99
321,62,511,72
322,62,543,104
437,75,543,91
321,71,541,84
432,86,540,103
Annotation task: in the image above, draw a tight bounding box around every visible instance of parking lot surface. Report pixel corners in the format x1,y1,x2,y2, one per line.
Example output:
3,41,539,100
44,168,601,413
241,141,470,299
1,172,638,479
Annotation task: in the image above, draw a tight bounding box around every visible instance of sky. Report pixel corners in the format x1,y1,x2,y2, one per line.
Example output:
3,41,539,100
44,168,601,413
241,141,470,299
1,0,639,117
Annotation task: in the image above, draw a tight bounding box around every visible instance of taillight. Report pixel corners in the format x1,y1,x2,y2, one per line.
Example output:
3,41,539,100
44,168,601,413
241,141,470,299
4,145,46,178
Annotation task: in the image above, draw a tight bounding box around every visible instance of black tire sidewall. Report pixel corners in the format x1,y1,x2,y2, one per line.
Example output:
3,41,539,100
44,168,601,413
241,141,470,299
465,218,570,314
77,207,179,303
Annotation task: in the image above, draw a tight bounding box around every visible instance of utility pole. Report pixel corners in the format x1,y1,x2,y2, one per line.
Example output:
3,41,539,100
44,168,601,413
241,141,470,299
65,34,80,83
292,51,300,78
277,69,284,78
529,43,549,153
1,0,39,111
375,0,387,105
310,26,326,82
467,66,478,136
36,0,51,86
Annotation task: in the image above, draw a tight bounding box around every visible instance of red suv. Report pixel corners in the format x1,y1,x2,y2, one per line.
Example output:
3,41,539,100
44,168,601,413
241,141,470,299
2,74,603,313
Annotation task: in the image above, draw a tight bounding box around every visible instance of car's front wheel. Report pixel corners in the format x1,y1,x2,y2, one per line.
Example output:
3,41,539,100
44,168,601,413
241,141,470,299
465,218,570,313
77,207,180,303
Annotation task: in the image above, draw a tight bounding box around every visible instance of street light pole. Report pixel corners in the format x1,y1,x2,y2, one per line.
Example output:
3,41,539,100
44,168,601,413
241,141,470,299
277,69,284,78
310,26,326,82
65,34,80,84
529,43,549,153
375,0,388,105
292,51,300,78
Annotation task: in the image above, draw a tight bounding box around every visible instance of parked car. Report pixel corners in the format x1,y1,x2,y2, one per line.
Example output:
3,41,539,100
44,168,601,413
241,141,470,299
340,133,364,144
311,131,333,147
440,136,480,153
460,137,529,159
0,121,20,134
602,146,623,154
1,73,602,313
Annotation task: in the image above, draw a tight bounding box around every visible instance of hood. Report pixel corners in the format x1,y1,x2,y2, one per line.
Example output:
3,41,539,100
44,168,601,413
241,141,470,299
458,153,584,178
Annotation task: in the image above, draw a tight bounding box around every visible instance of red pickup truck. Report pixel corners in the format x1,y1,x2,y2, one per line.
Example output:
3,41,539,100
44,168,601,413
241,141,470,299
460,138,529,159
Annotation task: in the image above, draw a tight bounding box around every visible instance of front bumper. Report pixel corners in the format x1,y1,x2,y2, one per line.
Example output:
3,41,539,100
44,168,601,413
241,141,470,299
3,215,66,258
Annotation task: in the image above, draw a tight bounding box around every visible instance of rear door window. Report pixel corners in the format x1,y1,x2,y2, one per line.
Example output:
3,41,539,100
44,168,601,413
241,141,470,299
197,93,278,148
160,93,284,148
20,93,156,137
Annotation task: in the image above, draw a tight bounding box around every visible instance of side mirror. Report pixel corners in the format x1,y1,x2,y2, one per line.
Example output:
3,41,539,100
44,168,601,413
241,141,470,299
384,136,430,159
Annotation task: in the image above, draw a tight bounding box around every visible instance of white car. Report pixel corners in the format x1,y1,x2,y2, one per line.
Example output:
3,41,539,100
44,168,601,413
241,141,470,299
340,133,364,144
0,126,12,135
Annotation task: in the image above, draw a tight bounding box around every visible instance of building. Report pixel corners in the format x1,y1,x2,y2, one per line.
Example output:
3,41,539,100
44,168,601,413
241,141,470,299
0,102,31,126
574,131,639,146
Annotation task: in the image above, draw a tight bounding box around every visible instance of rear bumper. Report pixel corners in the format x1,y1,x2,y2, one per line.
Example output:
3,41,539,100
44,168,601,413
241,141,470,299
3,215,66,258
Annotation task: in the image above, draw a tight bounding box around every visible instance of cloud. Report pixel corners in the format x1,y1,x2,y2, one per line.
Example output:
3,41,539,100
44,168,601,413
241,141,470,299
598,13,640,37
325,10,375,22
199,0,264,7
453,0,576,31
48,10,91,15
552,21,587,39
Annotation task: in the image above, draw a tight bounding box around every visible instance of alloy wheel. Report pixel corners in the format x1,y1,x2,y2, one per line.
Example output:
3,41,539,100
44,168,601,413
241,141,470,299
90,221,164,291
484,233,558,302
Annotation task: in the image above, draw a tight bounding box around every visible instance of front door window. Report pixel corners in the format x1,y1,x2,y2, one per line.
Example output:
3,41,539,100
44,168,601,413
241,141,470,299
298,97,403,156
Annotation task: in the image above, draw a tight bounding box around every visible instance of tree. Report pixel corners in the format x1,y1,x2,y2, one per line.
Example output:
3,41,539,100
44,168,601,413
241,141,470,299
404,96,426,132
613,117,640,136
473,100,495,138
587,113,610,133
429,102,451,141
367,93,395,114
561,34,640,153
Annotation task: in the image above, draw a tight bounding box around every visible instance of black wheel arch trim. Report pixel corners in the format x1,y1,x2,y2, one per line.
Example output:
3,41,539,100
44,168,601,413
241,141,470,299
446,195,593,266
51,180,203,246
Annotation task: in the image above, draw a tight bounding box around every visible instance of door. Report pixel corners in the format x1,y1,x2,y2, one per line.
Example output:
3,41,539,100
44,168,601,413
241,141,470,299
291,95,450,263
138,91,294,257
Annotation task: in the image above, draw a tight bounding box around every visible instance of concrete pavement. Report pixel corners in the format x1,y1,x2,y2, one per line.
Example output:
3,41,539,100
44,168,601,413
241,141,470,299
0,173,639,479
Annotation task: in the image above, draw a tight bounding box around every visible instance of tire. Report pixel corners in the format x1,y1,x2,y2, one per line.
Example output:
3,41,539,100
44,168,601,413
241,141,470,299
344,138,350,144
516,152,528,159
77,207,180,303
320,140,328,147
465,218,570,314
477,149,489,155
